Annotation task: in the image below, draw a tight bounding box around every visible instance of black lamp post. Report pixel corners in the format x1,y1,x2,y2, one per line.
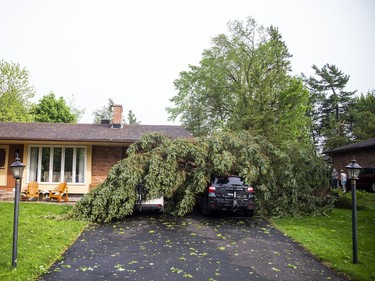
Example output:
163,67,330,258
10,154,25,268
345,159,361,264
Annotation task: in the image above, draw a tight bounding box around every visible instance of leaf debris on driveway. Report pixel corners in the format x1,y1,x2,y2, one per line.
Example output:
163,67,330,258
39,214,348,281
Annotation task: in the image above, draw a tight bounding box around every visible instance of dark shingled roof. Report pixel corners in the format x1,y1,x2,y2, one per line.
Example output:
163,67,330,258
324,138,375,155
0,122,192,144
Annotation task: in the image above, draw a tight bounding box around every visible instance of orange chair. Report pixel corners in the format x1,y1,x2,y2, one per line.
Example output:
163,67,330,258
49,182,69,202
25,182,40,202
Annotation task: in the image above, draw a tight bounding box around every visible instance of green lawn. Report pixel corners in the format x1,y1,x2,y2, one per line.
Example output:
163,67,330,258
0,202,88,281
272,193,375,281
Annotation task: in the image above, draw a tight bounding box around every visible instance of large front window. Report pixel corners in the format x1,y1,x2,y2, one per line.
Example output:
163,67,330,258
28,146,86,183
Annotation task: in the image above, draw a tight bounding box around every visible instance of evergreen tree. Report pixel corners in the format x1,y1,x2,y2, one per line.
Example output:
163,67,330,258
304,64,356,150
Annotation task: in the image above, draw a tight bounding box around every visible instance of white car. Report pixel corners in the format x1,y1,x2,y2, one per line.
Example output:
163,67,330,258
135,185,164,212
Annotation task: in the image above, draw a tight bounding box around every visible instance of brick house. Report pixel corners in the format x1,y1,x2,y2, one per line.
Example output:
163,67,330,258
0,105,191,200
324,138,375,171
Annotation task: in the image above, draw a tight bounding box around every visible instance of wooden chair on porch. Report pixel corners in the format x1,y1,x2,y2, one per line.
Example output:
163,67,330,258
49,182,68,202
25,181,40,201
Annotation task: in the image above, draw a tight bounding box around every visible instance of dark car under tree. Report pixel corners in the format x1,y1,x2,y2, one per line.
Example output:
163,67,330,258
196,175,255,216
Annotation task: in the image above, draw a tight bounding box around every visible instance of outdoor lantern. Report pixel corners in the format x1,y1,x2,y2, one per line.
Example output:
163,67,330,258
10,155,25,179
345,159,362,180
10,153,25,268
345,159,361,264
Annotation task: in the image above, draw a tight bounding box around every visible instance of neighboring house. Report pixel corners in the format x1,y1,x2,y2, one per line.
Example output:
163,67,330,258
324,138,375,171
0,105,191,200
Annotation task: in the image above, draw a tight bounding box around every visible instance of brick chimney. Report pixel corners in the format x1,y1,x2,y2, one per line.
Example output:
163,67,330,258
112,104,123,128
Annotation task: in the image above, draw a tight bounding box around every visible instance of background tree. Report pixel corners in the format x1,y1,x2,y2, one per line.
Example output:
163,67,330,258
66,94,85,122
93,98,141,125
304,64,356,151
127,110,140,125
0,60,35,121
31,92,78,123
92,98,115,124
348,90,375,141
167,17,311,147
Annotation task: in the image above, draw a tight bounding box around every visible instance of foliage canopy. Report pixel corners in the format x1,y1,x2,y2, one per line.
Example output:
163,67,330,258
348,90,375,142
71,132,334,223
166,17,311,147
0,60,35,121
92,98,115,124
31,92,79,123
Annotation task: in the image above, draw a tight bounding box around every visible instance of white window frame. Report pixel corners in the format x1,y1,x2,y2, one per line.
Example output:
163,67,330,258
28,145,86,184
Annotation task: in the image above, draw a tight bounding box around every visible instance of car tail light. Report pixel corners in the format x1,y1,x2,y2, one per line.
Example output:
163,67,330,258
208,186,216,193
247,186,254,192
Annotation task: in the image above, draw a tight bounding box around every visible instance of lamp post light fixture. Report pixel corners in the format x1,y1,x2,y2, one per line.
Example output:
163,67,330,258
10,154,25,268
345,159,362,264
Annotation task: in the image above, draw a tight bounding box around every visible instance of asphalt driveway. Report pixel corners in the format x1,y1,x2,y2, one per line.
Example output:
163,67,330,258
39,214,348,281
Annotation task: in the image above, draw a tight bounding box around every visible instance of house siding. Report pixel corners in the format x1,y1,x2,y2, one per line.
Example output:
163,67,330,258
0,144,24,191
330,147,375,171
91,145,127,188
0,118,191,200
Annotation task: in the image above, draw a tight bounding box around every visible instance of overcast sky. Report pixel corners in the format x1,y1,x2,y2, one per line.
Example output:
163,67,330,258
1,0,374,125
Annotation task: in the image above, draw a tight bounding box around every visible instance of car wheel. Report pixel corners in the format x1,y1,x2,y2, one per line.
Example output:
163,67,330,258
370,182,375,193
201,198,210,216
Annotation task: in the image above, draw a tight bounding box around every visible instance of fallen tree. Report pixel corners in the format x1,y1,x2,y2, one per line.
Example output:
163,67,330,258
70,131,334,223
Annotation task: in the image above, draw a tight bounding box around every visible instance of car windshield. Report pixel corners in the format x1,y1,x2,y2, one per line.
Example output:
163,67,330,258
214,176,245,186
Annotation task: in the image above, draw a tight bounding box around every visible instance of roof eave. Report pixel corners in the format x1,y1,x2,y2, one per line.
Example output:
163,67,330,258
0,137,135,146
324,144,375,155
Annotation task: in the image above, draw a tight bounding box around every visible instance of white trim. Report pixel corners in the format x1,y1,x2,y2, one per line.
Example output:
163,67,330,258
27,145,87,184
0,145,9,186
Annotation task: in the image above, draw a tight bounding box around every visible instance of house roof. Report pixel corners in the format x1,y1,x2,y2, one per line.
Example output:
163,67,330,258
0,122,192,145
324,138,375,155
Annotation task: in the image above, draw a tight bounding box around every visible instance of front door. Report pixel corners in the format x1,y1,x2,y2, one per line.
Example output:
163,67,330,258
0,145,9,186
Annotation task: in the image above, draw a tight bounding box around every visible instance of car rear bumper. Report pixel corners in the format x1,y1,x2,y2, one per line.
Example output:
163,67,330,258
207,198,255,211
134,197,165,212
